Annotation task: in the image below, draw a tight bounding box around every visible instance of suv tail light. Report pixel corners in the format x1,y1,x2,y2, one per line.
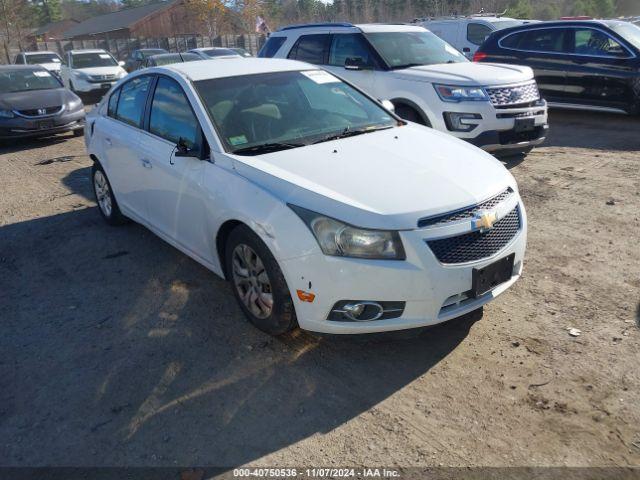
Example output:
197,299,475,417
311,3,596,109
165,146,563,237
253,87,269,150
473,51,488,62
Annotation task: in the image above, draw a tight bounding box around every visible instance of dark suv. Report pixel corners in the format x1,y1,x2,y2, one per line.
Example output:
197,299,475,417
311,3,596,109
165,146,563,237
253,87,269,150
474,20,640,114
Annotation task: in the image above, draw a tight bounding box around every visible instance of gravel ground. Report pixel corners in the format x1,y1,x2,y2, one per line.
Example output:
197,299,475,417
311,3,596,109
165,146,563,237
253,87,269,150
0,110,639,470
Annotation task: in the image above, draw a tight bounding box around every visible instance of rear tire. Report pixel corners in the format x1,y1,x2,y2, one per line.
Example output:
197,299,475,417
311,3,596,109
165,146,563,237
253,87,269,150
91,163,127,226
225,225,297,335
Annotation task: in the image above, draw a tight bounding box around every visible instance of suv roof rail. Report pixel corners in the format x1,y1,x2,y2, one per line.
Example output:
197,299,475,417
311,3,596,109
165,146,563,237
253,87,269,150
278,22,354,31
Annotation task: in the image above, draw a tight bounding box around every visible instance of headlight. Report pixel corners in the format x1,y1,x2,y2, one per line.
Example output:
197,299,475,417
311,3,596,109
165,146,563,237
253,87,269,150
117,69,127,78
290,205,406,260
74,71,90,81
0,110,14,119
68,98,83,111
434,84,488,102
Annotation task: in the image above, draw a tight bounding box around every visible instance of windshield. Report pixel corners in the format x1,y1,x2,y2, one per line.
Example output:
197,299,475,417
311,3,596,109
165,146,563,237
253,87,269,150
141,49,166,58
203,48,238,57
71,52,117,68
195,70,397,154
365,31,467,69
609,22,640,51
0,69,61,92
152,54,182,66
25,53,61,64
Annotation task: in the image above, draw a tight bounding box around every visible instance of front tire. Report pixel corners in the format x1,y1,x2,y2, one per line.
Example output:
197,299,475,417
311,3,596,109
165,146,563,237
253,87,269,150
225,225,297,335
92,163,127,225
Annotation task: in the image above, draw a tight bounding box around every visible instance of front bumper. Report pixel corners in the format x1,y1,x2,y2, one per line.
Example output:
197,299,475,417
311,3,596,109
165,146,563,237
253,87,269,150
71,77,119,93
0,109,85,139
279,199,528,334
430,98,549,154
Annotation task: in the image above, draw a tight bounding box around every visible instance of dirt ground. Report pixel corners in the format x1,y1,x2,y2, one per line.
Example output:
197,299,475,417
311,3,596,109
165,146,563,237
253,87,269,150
0,110,639,471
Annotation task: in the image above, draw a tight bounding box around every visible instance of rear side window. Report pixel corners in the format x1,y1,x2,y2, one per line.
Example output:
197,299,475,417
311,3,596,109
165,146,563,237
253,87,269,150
114,76,152,127
287,34,331,65
258,36,286,58
149,77,199,148
467,23,493,46
506,28,565,53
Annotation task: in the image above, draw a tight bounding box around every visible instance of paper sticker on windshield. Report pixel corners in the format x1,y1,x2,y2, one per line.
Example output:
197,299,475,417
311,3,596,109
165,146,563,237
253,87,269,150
229,135,248,146
33,71,51,77
301,70,339,84
99,54,111,59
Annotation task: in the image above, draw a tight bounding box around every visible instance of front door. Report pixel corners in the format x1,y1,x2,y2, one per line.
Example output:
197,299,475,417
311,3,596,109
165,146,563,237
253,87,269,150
140,76,211,259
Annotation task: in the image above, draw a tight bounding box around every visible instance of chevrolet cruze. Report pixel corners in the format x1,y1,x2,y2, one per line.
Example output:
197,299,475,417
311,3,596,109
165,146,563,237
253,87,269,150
84,58,527,335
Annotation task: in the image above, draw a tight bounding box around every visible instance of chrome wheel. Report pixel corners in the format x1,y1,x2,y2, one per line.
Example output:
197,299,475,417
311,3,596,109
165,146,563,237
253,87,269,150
94,170,112,217
231,243,273,319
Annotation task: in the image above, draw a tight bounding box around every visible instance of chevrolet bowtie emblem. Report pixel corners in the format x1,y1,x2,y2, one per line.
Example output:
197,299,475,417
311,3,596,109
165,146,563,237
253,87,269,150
472,210,498,232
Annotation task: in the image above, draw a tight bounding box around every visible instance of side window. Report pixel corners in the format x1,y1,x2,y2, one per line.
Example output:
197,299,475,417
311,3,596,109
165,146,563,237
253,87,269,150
328,33,375,68
107,88,120,118
519,28,565,53
258,36,286,58
287,34,331,65
500,31,526,49
467,23,493,46
149,77,199,148
573,29,627,57
114,76,152,127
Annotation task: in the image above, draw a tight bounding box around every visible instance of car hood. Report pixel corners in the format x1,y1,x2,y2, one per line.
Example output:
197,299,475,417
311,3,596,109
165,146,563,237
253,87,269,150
40,62,61,72
0,88,77,111
231,124,517,230
392,62,534,86
74,66,124,76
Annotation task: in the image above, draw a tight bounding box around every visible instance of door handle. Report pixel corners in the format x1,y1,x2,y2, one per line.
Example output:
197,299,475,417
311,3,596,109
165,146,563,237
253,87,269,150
141,158,152,169
104,137,112,146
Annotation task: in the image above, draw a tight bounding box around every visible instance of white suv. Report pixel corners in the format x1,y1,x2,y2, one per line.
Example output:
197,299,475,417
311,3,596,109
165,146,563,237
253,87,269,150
262,23,548,157
60,49,127,94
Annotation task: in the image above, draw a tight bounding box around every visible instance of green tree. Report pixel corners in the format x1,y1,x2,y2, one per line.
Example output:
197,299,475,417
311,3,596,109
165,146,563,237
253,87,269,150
506,0,533,19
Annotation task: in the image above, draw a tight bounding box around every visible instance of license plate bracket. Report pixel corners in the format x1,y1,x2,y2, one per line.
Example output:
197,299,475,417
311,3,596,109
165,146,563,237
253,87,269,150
471,253,515,298
38,120,54,130
101,83,112,89
514,117,535,132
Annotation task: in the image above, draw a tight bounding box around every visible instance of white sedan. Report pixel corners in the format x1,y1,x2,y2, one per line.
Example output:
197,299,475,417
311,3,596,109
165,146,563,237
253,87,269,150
84,58,527,335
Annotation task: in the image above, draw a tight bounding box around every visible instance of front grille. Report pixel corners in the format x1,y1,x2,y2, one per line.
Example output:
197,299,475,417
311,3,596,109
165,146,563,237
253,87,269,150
486,81,540,107
426,207,521,264
418,187,513,228
89,74,116,82
15,106,62,117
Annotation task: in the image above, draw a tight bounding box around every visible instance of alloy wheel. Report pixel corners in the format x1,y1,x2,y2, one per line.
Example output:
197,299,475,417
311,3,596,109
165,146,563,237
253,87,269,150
231,243,274,319
94,170,112,217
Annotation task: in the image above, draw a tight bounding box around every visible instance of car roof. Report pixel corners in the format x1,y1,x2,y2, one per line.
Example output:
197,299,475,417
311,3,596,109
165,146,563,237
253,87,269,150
23,51,59,55
190,47,235,52
150,53,181,59
0,64,46,71
69,49,109,54
498,19,616,30
274,22,426,34
163,57,314,81
421,16,521,23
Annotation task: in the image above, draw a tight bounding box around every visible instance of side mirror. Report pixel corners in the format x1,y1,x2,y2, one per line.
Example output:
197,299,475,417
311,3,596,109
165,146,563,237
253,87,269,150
118,60,125,67
381,99,395,112
174,137,200,158
344,57,369,71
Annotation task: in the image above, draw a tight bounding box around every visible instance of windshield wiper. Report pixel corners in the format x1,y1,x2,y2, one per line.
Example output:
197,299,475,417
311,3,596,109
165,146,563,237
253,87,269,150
312,125,394,145
232,141,306,156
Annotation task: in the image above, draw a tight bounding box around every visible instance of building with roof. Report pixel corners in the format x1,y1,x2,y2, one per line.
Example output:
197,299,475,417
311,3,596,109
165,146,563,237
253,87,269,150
27,19,80,42
61,1,201,40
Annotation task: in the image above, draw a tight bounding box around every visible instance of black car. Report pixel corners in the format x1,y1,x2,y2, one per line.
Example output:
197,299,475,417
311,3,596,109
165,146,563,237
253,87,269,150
124,48,168,72
475,20,640,114
0,65,85,141
140,52,200,69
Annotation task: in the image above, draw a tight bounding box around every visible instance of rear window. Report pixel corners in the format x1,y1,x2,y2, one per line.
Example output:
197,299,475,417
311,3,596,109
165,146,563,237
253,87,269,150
258,36,286,58
287,34,331,65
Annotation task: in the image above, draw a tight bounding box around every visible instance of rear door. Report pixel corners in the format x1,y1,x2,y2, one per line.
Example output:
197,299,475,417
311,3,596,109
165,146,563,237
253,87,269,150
564,27,636,108
99,75,153,220
499,27,570,101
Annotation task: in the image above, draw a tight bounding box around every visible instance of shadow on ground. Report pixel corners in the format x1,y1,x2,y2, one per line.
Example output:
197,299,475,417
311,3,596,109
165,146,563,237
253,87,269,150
544,110,640,151
0,207,480,466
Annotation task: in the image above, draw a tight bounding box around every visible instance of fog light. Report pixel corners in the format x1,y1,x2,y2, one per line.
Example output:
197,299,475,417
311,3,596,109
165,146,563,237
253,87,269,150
328,300,405,322
443,112,482,132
